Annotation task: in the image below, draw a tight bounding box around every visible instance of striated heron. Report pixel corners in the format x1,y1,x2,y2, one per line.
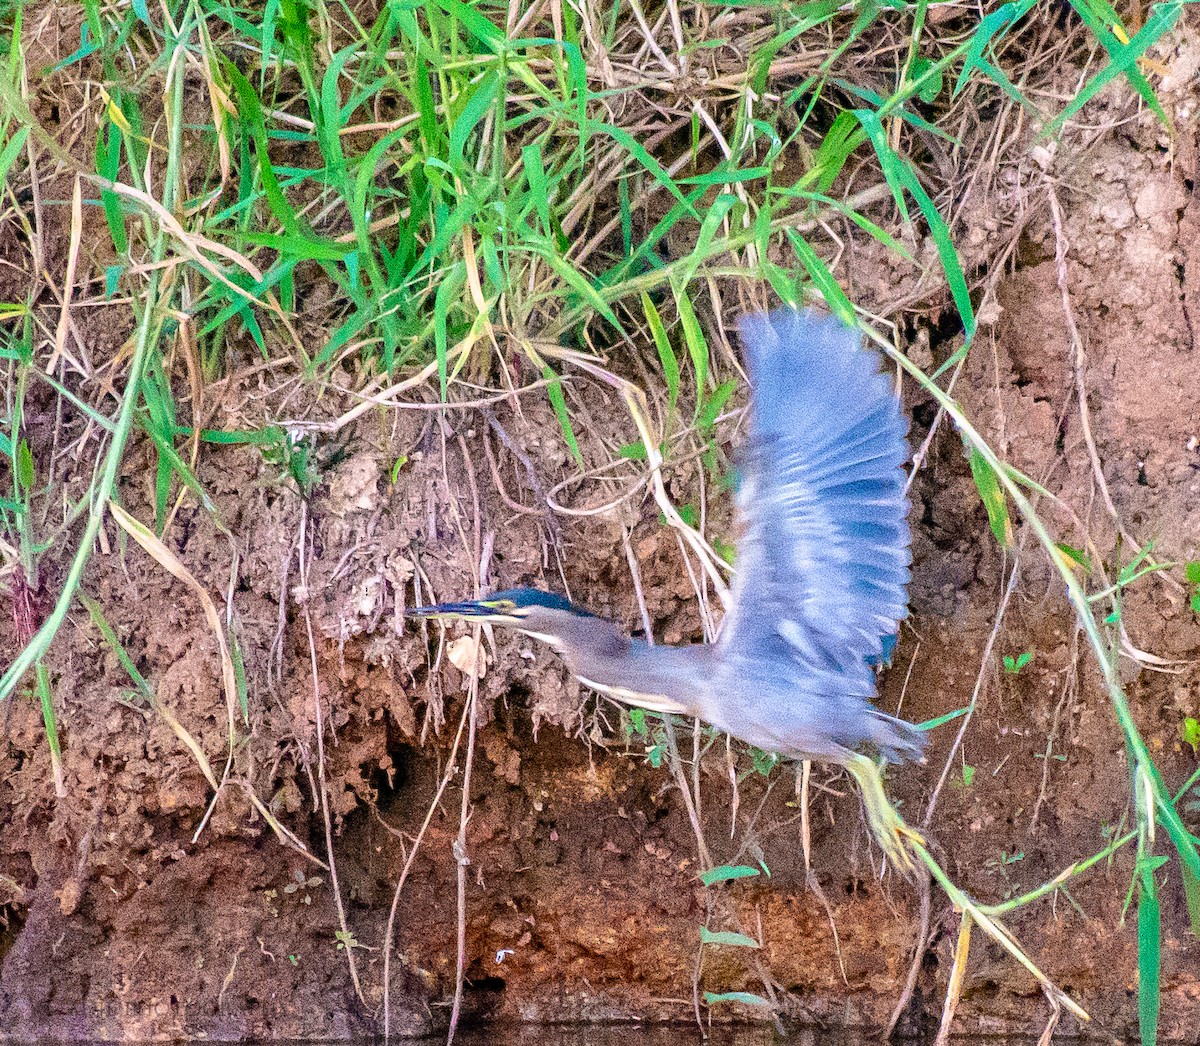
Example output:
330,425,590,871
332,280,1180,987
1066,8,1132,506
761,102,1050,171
410,309,925,868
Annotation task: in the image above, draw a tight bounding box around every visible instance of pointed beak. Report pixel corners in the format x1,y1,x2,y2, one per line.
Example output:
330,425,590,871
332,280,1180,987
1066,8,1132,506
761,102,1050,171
408,600,502,622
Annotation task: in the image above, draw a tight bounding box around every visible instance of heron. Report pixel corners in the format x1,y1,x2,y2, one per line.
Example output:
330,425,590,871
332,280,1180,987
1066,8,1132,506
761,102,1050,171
410,309,925,869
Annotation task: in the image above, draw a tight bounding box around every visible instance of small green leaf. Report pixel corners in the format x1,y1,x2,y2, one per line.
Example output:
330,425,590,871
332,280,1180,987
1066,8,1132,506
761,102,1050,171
704,991,772,1007
1180,856,1200,938
699,928,759,948
1118,541,1156,586
697,380,737,432
967,446,1012,547
917,706,969,731
961,764,976,788
1185,561,1200,585
787,230,855,324
674,291,708,412
910,56,944,104
0,127,31,189
700,864,760,887
1057,543,1093,573
618,441,647,461
855,108,974,341
628,707,647,737
16,438,34,492
226,625,249,722
77,590,153,700
750,747,778,777
1003,651,1033,674
1182,717,1200,757
1049,3,1178,135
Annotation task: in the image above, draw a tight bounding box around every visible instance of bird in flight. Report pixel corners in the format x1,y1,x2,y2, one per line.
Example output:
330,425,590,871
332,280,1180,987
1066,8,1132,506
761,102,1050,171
411,308,925,869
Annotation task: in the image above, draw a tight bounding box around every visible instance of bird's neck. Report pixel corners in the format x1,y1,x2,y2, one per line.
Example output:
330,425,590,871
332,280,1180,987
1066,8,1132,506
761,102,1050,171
561,632,714,718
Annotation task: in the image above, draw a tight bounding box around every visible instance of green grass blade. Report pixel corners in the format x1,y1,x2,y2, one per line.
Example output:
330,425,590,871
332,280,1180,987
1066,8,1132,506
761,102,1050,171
0,125,29,190
856,108,975,343
229,626,249,723
522,142,552,237
953,1,1034,97
450,70,499,164
704,991,771,1007
700,864,759,886
672,290,707,413
1180,854,1200,936
677,193,737,289
836,78,957,143
1065,0,1169,126
228,64,299,234
787,230,855,324
528,243,622,331
542,364,583,469
77,589,153,699
433,260,465,399
1050,3,1180,133
35,660,65,797
1137,873,1161,1046
139,421,219,520
641,293,680,414
773,188,914,261
584,118,697,217
96,120,128,253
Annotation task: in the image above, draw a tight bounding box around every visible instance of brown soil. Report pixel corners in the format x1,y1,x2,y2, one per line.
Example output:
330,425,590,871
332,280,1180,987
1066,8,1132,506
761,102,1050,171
4,12,1200,1045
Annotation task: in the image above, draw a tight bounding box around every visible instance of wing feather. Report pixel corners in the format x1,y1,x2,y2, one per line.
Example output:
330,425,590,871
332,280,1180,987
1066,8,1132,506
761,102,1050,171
718,309,911,677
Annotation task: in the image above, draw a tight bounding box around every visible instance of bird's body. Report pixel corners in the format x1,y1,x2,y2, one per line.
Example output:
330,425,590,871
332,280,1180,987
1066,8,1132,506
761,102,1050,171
529,610,917,762
411,308,924,865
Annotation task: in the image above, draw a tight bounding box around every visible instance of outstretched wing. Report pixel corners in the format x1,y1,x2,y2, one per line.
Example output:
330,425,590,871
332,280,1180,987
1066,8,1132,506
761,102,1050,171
718,308,911,680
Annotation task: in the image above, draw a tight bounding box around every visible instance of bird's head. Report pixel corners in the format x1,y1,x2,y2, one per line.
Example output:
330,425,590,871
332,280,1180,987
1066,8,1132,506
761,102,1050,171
408,587,595,645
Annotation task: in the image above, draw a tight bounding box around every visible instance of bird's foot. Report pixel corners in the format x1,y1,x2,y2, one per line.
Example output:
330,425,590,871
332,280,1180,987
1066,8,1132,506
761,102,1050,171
844,752,924,875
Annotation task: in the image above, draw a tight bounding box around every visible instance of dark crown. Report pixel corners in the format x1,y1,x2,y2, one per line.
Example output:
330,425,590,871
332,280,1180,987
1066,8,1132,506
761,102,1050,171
489,588,595,617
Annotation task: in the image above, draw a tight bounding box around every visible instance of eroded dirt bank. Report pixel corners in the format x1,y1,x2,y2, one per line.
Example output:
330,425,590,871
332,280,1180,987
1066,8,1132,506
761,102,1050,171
4,19,1200,1046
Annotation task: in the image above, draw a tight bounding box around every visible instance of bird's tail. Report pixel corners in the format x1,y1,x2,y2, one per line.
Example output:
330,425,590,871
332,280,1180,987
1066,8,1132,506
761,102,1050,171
867,710,927,764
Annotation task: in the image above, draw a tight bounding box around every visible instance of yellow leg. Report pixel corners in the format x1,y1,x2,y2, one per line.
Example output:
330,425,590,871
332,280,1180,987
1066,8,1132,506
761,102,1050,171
844,752,925,875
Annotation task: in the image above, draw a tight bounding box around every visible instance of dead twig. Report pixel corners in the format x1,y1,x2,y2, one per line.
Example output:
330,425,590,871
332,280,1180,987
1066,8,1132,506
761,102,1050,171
298,501,365,1004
